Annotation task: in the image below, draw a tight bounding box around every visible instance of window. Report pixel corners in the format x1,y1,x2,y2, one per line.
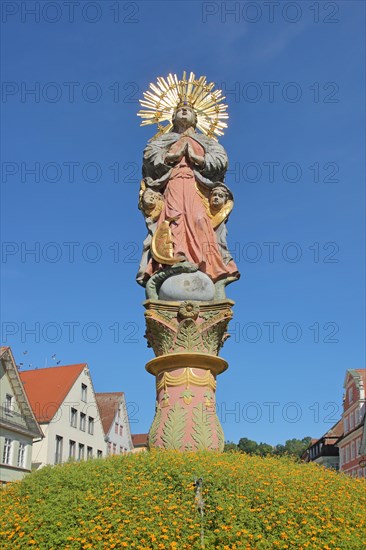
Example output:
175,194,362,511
80,412,86,431
5,394,13,415
120,446,123,454
348,387,353,403
115,422,118,434
70,408,77,428
17,442,26,468
344,416,349,433
357,438,361,456
55,435,63,464
78,443,85,460
112,443,116,454
351,441,355,460
81,383,87,402
119,425,123,436
97,450,103,458
3,438,12,464
345,445,350,464
350,412,354,430
87,446,93,459
88,416,94,435
69,440,76,460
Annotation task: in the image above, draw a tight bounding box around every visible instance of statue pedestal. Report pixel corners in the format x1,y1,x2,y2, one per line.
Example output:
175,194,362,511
144,299,234,451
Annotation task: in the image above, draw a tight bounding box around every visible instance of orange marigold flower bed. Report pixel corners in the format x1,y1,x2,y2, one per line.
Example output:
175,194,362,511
0,451,365,549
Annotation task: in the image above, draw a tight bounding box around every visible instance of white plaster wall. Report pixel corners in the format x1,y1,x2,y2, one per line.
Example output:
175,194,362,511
0,362,28,430
0,361,37,481
0,427,33,482
106,397,134,453
32,367,106,468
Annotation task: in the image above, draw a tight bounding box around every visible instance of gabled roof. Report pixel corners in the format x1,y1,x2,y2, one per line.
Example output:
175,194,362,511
344,369,366,390
95,392,124,435
0,347,43,438
20,363,86,422
132,433,148,447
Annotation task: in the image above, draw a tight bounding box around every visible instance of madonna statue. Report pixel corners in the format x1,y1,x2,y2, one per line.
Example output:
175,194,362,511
137,72,240,295
136,73,240,452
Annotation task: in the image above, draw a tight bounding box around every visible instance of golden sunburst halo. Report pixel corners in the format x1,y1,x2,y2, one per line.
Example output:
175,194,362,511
137,71,228,140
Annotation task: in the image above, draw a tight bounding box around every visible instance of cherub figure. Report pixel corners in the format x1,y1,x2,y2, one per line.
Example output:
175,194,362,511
136,181,164,286
209,183,235,267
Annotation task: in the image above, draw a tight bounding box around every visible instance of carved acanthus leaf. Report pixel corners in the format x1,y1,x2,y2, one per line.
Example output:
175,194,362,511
145,316,176,356
175,319,202,352
161,402,187,450
192,403,213,451
148,405,162,448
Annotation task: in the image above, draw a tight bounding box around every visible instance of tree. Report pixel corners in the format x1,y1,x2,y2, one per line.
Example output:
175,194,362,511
236,436,312,458
257,442,273,456
224,441,239,452
238,438,259,454
285,437,312,457
273,444,286,456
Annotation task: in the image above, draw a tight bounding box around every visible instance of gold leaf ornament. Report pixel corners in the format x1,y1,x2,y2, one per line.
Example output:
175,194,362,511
181,389,195,405
137,71,229,140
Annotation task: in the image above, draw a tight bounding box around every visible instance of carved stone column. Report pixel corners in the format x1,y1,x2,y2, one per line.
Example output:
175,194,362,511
144,299,234,451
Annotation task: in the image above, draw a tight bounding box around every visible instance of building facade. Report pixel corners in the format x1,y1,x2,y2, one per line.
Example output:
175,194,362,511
0,347,43,483
359,412,366,458
20,363,106,468
302,420,342,470
96,392,133,455
131,433,148,453
337,369,366,478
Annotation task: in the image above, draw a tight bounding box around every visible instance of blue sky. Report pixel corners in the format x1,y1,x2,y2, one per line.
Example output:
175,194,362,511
1,1,365,445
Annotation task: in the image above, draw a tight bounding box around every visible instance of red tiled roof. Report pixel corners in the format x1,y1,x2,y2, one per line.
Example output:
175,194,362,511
20,364,86,422
325,418,343,438
323,418,343,444
132,433,148,447
95,392,124,435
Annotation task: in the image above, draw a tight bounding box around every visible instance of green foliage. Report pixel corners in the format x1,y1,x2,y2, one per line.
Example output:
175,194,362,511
223,441,240,452
232,437,312,458
238,437,261,454
1,451,365,549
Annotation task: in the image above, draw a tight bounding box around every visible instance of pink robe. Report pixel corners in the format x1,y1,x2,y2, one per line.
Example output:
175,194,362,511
146,136,239,283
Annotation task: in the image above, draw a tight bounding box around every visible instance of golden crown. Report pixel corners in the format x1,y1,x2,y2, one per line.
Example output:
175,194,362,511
137,72,228,140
